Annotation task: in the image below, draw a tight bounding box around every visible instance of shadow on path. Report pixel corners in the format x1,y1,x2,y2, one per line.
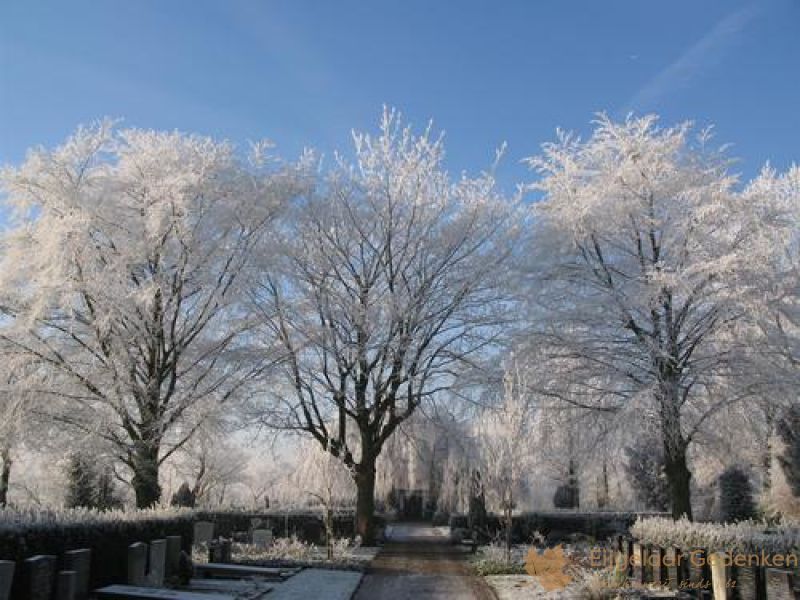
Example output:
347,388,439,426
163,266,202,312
353,523,494,600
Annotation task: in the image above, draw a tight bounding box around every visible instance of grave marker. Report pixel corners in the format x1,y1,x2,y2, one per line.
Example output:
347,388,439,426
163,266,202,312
25,555,57,600
63,548,91,600
148,539,166,587
56,570,77,600
127,542,148,586
0,561,14,600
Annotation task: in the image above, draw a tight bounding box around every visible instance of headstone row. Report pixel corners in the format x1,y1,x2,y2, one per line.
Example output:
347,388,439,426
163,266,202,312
18,550,91,600
127,536,183,587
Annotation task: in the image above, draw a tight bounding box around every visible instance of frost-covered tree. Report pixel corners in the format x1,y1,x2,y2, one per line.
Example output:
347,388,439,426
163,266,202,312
777,405,800,497
525,115,770,519
475,362,537,559
744,166,800,395
293,438,355,558
249,110,520,542
0,122,304,507
0,392,25,507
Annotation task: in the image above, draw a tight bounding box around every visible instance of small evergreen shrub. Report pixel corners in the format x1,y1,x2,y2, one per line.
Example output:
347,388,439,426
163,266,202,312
718,465,757,523
171,482,197,508
65,453,98,509
623,442,669,511
554,484,580,509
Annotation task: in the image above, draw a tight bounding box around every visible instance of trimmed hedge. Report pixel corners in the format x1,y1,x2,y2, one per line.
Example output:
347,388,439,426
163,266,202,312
195,509,365,543
450,510,669,544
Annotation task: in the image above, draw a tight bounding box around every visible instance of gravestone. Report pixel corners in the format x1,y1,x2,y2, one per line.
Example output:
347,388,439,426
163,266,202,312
732,565,753,599
128,542,148,586
652,546,668,585
208,539,232,563
165,536,182,578
56,570,77,600
252,529,273,547
63,549,91,600
665,547,683,590
688,549,709,588
25,555,57,600
0,561,14,600
221,539,232,563
148,539,167,587
765,568,796,600
632,542,645,584
193,521,214,545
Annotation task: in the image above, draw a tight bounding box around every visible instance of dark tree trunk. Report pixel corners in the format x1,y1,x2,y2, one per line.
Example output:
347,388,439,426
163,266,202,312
658,378,693,520
131,441,162,508
355,460,377,545
664,446,693,520
0,446,11,508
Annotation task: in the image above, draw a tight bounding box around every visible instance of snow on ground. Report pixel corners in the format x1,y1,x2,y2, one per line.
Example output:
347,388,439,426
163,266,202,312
270,568,363,600
384,523,451,542
485,575,552,600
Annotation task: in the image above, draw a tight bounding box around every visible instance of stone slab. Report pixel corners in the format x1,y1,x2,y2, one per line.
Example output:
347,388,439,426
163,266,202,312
94,585,234,600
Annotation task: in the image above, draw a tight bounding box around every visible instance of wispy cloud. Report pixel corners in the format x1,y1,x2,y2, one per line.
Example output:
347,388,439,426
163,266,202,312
623,3,763,113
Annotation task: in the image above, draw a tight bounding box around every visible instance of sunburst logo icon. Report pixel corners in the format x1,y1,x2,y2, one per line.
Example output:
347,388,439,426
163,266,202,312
524,545,573,591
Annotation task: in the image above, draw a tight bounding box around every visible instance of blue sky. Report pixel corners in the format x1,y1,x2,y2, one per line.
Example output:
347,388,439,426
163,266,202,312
1,0,798,194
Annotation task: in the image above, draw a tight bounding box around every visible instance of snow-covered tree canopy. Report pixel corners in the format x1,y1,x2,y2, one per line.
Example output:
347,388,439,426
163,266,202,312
523,114,781,519
744,165,800,393
0,121,308,507
248,109,523,540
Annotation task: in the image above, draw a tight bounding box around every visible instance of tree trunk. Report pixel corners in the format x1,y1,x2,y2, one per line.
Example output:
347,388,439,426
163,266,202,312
504,505,513,563
659,379,693,520
131,441,162,508
664,446,693,520
0,446,11,508
355,460,377,545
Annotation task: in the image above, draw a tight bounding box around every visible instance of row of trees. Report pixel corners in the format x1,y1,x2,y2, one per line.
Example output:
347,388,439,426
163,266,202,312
0,111,797,542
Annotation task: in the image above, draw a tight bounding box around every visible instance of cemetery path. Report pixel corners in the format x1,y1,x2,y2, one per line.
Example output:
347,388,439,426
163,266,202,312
353,524,494,600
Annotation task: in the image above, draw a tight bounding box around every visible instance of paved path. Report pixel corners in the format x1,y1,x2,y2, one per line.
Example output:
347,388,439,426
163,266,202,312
353,523,494,600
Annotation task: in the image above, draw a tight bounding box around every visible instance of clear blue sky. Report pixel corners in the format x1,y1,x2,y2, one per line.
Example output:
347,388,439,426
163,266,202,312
1,0,798,193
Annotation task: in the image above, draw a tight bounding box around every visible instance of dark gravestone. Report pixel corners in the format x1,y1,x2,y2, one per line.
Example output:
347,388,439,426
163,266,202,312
148,540,166,587
765,568,796,600
732,564,755,600
220,539,232,563
127,542,148,586
688,549,710,589
623,538,634,579
165,537,182,578
633,542,645,584
665,547,682,590
208,539,232,564
25,555,57,600
0,561,14,600
652,546,668,586
56,570,77,600
63,549,91,600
